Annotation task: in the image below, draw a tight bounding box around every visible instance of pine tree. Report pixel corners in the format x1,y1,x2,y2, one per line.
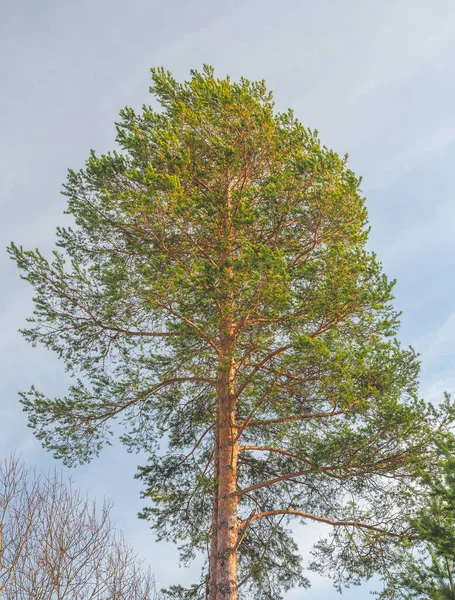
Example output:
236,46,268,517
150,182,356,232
380,433,455,600
9,66,455,599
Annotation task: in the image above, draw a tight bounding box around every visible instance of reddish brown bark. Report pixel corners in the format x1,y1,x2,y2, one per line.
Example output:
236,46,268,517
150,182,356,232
212,326,238,599
208,405,219,600
210,183,239,600
215,403,238,598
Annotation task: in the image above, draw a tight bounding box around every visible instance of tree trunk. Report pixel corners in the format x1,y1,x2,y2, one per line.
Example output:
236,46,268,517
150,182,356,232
208,406,219,600
214,357,238,600
211,183,238,600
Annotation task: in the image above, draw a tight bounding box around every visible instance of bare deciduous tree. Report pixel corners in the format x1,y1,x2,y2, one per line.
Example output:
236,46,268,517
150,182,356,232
0,454,160,599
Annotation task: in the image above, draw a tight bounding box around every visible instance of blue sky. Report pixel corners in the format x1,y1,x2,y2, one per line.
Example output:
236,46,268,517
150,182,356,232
2,0,455,597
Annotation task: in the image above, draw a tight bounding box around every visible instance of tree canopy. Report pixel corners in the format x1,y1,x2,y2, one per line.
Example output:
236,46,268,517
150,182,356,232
9,66,455,599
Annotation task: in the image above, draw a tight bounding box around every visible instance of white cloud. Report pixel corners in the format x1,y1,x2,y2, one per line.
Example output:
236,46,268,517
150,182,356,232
378,197,455,266
415,312,455,368
411,311,455,403
352,0,455,99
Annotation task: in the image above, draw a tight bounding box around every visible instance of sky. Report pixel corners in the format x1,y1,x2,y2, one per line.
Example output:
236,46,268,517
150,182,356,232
1,0,455,597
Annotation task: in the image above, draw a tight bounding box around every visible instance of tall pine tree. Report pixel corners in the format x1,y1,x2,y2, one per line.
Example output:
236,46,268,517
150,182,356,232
9,67,455,599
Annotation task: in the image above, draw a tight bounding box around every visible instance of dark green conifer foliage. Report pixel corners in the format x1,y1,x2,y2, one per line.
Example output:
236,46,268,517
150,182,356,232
380,433,455,600
8,67,455,599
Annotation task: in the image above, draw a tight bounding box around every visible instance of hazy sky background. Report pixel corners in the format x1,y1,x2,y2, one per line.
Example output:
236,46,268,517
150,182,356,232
2,0,455,597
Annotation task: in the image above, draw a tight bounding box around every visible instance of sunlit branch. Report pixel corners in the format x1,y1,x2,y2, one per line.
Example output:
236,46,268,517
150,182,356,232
82,376,215,425
238,445,315,467
175,423,215,469
23,261,178,340
240,509,406,538
242,408,345,428
234,346,289,399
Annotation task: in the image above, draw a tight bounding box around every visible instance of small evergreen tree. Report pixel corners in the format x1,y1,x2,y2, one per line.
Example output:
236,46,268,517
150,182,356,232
8,66,455,599
380,433,455,600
